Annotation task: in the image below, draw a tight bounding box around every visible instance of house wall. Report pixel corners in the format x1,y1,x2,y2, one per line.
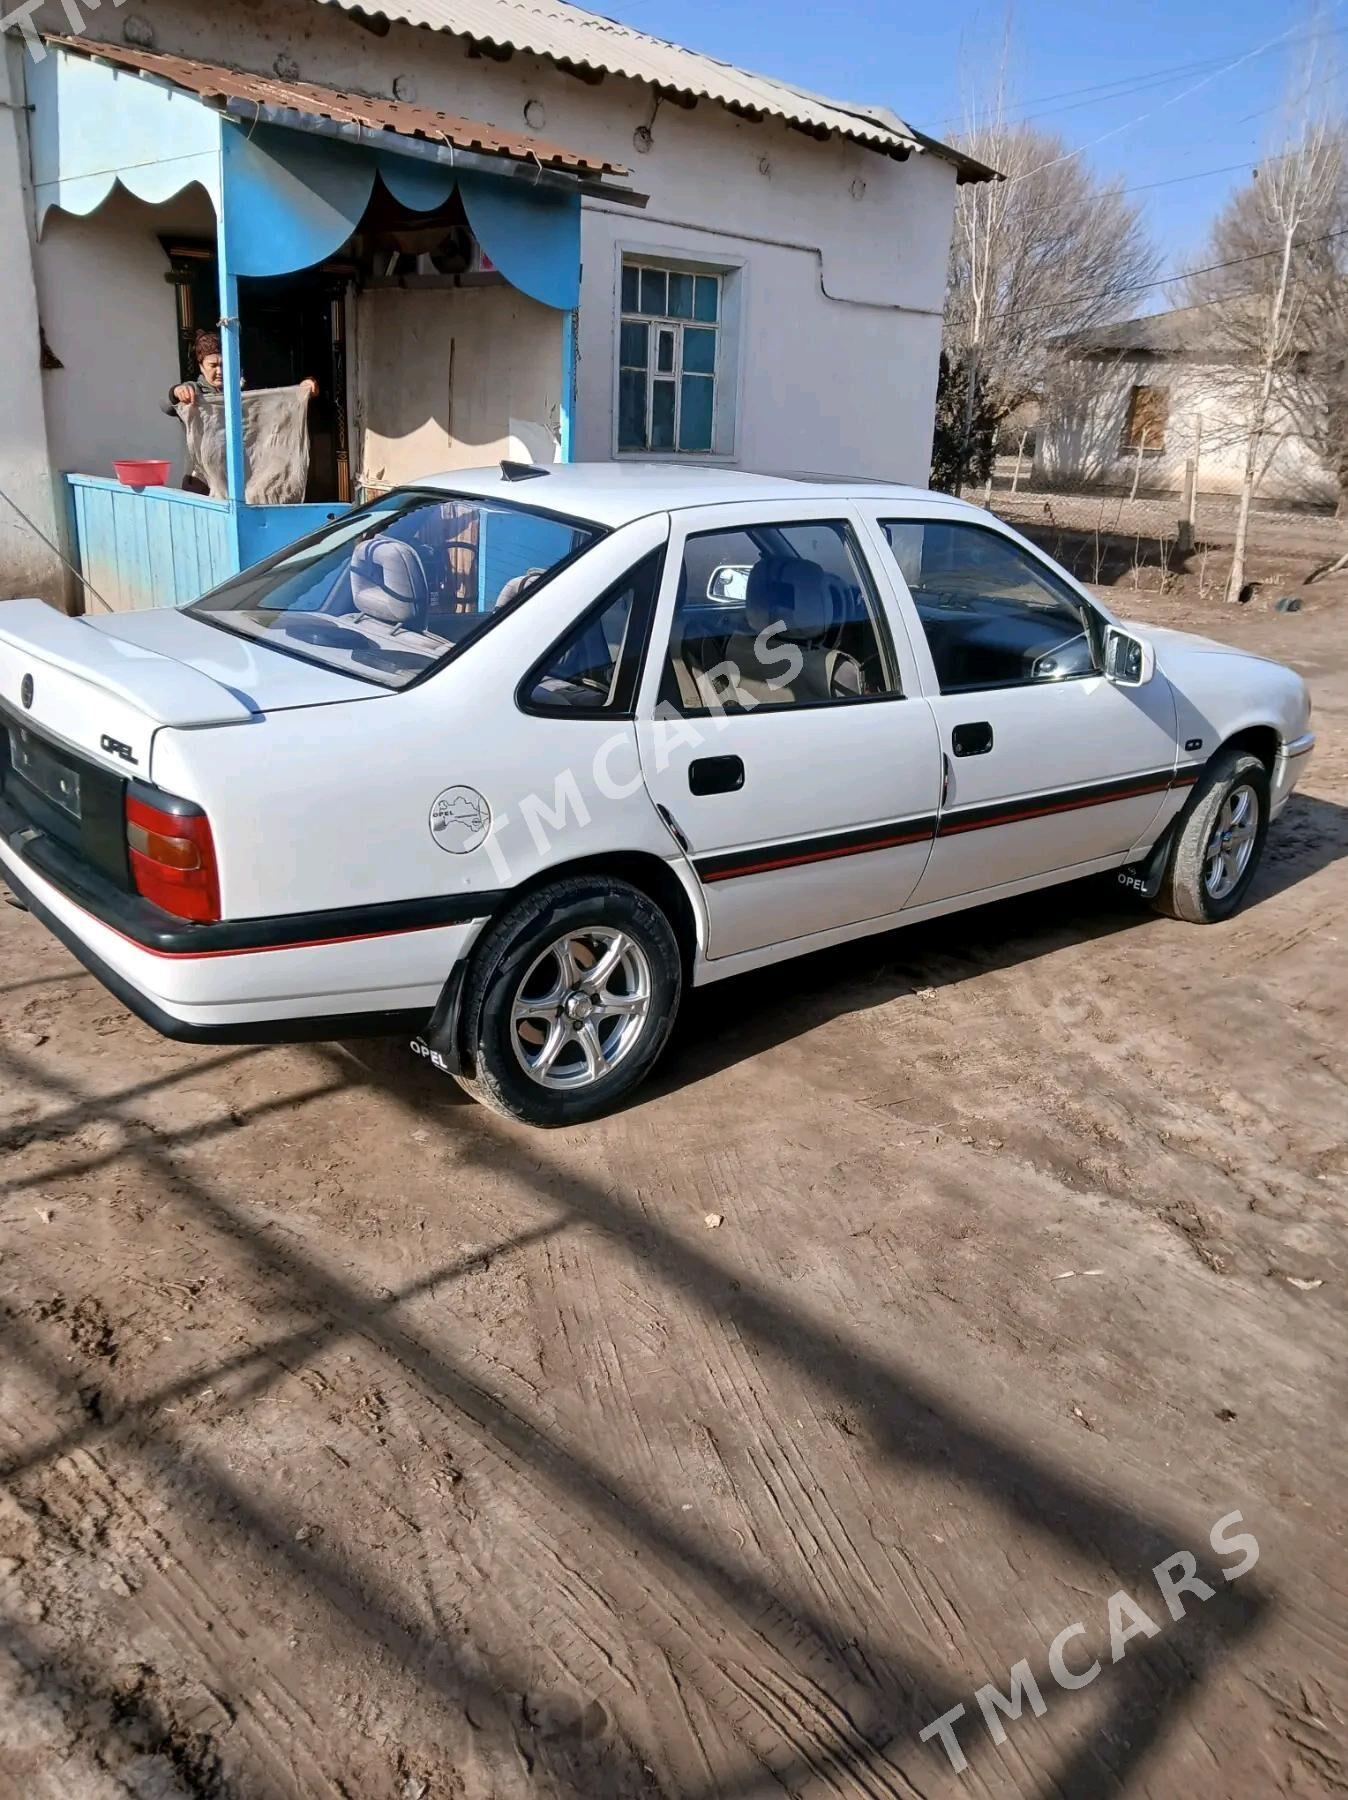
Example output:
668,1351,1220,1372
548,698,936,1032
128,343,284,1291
12,0,958,492
356,284,563,488
35,185,215,490
1036,353,1336,505
0,39,63,603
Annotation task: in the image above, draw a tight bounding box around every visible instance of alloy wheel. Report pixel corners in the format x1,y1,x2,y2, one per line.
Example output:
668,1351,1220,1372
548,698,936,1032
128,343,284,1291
1203,782,1259,900
511,928,654,1090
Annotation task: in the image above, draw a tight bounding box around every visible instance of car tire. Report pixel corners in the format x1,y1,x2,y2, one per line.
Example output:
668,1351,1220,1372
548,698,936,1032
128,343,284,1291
455,876,683,1127
1153,749,1270,924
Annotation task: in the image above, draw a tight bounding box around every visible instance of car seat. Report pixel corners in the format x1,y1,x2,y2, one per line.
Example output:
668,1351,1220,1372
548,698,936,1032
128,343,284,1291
710,556,862,706
350,536,431,634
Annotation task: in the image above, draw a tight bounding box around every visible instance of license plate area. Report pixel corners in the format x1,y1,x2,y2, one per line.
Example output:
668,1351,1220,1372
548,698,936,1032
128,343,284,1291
8,725,83,820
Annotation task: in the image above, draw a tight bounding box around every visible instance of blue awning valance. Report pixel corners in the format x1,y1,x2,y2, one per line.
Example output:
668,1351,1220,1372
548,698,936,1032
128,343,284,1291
222,125,581,310
27,36,616,310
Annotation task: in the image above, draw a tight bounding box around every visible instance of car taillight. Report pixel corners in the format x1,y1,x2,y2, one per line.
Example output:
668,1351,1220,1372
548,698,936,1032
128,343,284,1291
125,789,220,923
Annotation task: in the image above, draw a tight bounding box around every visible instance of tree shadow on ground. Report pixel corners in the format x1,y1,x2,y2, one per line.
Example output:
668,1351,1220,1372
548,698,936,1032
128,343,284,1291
0,1002,1281,1796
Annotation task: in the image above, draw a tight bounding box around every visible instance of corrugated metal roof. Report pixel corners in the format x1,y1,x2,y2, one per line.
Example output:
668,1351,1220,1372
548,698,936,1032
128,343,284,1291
44,32,627,176
1062,303,1251,360
314,0,993,176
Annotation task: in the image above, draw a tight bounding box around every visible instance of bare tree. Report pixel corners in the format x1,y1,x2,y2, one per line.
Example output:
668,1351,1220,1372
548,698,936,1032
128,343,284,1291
942,121,1158,482
1185,79,1346,597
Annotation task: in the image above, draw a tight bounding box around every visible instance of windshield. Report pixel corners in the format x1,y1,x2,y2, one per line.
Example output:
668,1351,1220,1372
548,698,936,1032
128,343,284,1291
188,490,603,690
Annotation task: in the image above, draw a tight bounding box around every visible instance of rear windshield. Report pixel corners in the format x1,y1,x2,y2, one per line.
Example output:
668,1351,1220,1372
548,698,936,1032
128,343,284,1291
188,490,603,690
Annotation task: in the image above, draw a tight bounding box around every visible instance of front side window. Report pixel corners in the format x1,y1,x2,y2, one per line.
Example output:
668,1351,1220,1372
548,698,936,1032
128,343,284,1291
618,260,720,454
522,552,662,714
189,491,602,690
663,520,898,713
879,519,1100,693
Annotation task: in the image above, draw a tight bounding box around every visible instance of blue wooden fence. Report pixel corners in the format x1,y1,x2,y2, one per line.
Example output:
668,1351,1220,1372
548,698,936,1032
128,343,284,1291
66,477,238,611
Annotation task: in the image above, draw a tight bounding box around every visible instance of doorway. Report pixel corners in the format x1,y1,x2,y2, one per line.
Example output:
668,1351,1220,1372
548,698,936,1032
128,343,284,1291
164,245,352,503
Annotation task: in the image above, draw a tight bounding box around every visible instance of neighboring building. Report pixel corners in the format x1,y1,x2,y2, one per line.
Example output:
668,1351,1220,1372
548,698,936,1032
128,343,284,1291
0,0,989,608
1035,305,1336,506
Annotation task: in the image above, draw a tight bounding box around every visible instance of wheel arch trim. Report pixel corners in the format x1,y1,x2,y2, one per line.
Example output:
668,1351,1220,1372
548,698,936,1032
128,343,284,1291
416,849,705,1076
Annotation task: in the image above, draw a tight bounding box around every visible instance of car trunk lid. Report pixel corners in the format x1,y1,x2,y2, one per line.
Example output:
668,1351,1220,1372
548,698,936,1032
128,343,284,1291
0,599,257,776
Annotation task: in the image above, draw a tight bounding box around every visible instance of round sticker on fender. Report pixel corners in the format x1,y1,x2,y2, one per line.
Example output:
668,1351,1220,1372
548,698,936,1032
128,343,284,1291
429,786,492,854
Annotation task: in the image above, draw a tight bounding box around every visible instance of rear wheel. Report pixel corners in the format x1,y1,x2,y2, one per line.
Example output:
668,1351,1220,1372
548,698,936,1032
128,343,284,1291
1153,749,1269,923
456,876,682,1126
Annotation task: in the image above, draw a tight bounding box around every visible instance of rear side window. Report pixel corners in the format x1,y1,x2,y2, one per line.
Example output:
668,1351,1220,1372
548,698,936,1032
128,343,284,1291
879,519,1100,692
662,519,898,714
520,551,663,715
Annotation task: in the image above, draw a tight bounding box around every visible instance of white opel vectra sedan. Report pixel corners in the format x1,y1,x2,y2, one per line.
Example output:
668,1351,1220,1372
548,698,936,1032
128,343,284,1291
0,466,1314,1125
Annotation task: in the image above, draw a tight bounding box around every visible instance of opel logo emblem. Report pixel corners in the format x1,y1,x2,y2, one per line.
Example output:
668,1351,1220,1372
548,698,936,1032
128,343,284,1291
20,674,34,710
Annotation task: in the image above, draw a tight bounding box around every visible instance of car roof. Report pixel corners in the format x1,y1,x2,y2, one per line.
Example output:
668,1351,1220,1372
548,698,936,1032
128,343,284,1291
412,462,970,529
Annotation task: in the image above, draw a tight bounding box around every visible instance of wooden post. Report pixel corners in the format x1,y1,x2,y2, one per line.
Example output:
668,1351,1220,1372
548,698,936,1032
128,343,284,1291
1129,429,1147,501
559,307,576,463
215,145,247,521
1011,426,1029,494
1177,456,1197,555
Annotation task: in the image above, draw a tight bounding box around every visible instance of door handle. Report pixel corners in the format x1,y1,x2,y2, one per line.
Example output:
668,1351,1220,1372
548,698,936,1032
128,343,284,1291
952,721,994,758
689,755,745,796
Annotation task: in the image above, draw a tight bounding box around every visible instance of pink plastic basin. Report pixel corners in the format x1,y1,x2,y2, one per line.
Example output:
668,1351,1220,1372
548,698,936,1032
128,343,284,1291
114,459,171,489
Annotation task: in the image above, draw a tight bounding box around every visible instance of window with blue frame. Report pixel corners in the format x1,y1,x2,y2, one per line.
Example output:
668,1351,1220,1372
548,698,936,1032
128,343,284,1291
618,261,721,454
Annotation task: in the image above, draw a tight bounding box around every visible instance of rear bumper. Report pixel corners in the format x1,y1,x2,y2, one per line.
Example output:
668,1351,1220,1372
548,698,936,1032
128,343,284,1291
0,831,492,1045
1272,731,1315,818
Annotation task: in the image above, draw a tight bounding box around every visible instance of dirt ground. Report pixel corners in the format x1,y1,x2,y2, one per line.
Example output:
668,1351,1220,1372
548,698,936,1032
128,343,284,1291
1,591,1346,1800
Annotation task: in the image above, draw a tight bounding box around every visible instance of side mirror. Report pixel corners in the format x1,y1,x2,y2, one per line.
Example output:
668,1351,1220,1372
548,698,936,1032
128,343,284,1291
707,564,752,603
1103,626,1155,687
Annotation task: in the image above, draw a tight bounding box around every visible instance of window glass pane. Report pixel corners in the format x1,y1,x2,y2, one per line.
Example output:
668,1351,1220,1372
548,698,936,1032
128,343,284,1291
639,267,667,316
693,276,719,322
529,592,632,710
618,367,647,451
656,327,675,373
188,497,599,691
621,263,640,311
651,378,676,450
668,271,694,318
662,521,897,712
678,374,714,451
619,321,648,368
526,553,661,713
682,327,716,375
879,519,1097,692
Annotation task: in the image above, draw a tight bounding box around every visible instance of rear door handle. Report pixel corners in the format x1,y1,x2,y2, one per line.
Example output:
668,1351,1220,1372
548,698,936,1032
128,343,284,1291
952,721,994,758
689,755,745,796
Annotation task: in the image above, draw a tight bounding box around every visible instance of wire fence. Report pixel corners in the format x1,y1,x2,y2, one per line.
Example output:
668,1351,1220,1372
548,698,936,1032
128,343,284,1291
961,457,1346,600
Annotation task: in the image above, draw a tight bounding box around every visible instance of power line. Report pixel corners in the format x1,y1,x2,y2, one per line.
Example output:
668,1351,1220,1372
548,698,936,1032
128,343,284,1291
1006,15,1323,182
1117,159,1257,196
969,222,1348,325
990,19,1348,125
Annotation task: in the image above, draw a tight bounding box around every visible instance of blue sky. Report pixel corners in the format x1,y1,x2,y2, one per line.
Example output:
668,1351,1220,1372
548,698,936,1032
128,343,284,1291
597,0,1346,299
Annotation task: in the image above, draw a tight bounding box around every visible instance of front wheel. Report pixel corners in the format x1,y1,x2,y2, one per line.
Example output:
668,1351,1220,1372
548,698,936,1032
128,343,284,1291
456,876,683,1126
1153,749,1270,923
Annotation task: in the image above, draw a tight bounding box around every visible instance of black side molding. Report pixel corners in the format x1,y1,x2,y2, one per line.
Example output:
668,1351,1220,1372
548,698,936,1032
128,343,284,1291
0,787,501,955
0,857,427,1046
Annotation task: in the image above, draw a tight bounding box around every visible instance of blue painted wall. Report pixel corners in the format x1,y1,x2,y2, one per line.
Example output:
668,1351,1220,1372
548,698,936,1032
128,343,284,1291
237,503,349,570
477,509,587,611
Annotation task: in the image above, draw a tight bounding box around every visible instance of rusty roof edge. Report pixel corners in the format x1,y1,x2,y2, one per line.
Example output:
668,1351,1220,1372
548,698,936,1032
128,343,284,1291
40,32,634,183
216,93,648,204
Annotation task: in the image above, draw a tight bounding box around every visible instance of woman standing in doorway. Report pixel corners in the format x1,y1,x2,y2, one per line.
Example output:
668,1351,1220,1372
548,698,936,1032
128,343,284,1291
165,328,317,493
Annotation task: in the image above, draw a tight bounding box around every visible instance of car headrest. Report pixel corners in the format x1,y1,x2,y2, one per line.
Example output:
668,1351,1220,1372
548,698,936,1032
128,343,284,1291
494,567,547,610
745,556,830,640
351,536,430,630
